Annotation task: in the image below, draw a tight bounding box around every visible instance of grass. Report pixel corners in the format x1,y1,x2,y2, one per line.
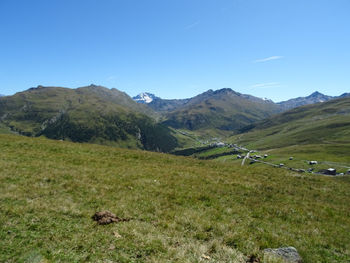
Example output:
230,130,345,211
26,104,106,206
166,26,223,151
186,147,240,160
169,129,205,150
215,144,350,174
0,86,177,152
1,134,350,262
195,147,234,158
260,144,350,173
0,123,15,134
223,97,350,174
230,97,350,151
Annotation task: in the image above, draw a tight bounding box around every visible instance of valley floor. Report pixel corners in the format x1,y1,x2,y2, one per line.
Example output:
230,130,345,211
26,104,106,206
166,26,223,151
1,135,350,262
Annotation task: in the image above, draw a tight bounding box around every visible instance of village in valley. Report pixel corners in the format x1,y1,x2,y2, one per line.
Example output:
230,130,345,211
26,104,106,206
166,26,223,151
2,1,350,262
173,139,350,177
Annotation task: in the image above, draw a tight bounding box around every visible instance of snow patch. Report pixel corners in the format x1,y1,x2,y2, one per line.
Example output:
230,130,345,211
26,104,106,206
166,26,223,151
133,92,158,104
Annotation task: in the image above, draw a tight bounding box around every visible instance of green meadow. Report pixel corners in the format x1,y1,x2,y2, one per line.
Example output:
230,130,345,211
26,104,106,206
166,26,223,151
1,134,350,262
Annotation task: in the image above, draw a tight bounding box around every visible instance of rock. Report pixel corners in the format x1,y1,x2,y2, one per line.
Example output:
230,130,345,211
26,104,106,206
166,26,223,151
263,247,302,263
92,211,130,225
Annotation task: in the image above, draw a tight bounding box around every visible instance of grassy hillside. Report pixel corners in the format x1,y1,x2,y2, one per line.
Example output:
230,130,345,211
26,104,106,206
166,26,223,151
233,97,350,150
1,134,350,262
0,85,177,152
162,89,281,134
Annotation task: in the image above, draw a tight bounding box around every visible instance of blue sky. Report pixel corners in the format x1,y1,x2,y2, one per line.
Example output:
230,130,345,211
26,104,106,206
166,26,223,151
0,0,349,101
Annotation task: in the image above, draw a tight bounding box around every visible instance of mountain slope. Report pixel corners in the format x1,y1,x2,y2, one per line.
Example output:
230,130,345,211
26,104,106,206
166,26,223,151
340,92,350,98
0,85,176,152
81,85,158,118
277,91,350,110
1,134,350,262
162,88,282,132
235,97,350,149
133,92,190,112
147,97,190,112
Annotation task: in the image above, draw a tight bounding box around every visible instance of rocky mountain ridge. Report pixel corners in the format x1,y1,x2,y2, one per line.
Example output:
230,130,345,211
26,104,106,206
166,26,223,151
134,90,350,112
276,91,350,110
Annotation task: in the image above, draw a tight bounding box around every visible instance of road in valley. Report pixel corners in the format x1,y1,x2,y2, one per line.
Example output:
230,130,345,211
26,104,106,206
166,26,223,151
241,151,250,166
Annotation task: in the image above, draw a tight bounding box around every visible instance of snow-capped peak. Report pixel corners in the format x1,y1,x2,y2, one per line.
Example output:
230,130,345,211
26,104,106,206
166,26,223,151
261,97,273,103
133,92,158,104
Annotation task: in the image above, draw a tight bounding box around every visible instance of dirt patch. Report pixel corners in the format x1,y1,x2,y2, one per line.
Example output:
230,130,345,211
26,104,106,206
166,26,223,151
92,211,130,225
246,255,260,263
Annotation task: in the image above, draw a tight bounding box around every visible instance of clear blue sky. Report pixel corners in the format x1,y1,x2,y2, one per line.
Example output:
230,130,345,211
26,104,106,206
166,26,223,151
0,0,349,101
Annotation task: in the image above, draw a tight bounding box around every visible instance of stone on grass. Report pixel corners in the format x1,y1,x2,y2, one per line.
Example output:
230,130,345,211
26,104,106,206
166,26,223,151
263,247,302,263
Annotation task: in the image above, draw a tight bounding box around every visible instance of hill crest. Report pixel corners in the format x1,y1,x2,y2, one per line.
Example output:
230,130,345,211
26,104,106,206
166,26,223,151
0,85,176,152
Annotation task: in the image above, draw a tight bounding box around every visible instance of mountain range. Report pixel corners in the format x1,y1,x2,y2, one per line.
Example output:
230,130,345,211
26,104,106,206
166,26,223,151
134,90,350,111
0,85,176,152
134,89,282,132
133,93,189,112
133,89,349,133
277,91,350,110
160,88,280,132
1,85,349,152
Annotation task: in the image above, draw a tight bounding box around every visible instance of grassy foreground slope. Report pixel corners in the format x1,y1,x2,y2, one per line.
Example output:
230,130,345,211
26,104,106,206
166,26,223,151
1,135,350,262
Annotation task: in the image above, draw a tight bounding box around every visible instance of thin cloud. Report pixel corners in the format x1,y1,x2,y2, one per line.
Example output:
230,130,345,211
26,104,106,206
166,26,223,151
106,75,118,81
185,20,200,30
254,56,284,63
251,82,281,88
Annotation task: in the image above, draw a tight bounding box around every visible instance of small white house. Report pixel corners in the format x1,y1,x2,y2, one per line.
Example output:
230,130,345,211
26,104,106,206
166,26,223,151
326,168,336,175
215,142,225,147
